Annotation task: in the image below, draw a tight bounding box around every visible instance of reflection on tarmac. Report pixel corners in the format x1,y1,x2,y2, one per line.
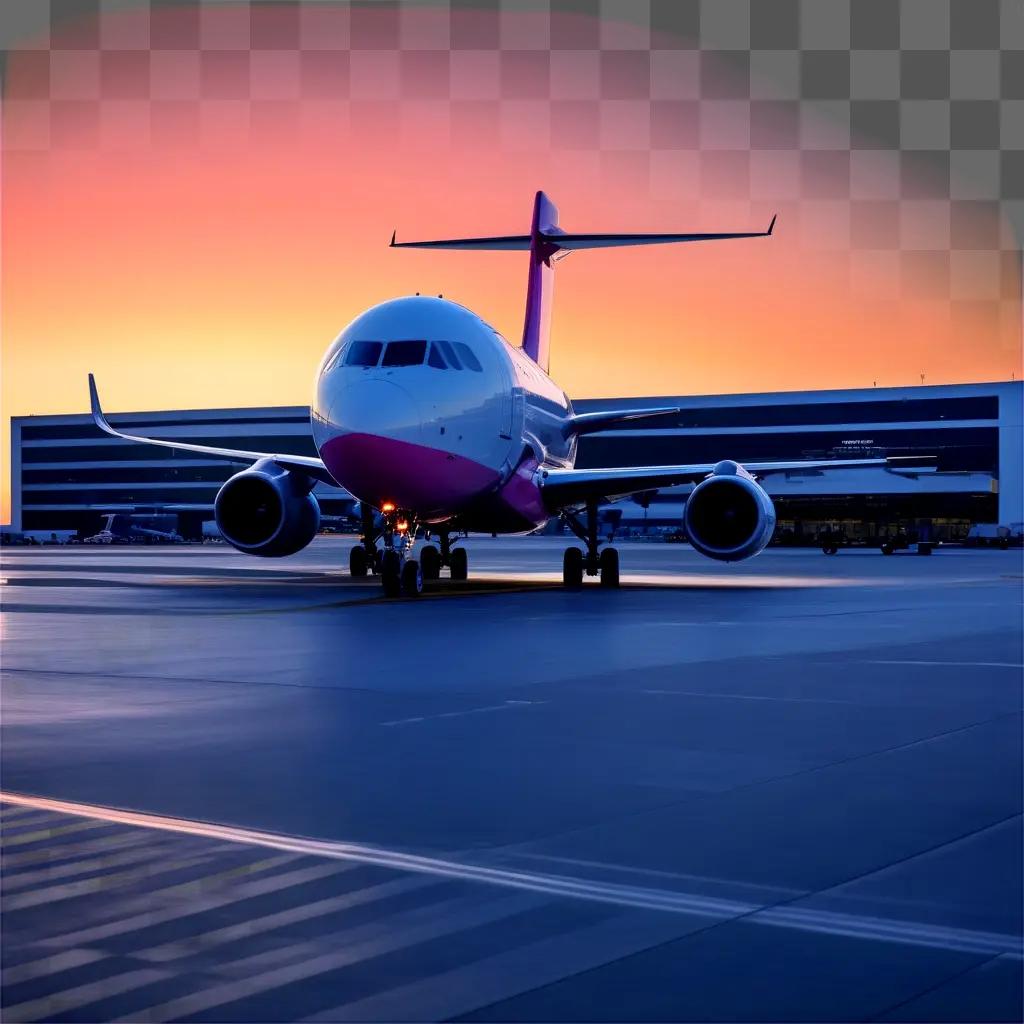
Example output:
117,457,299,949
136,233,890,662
1,538,1022,1022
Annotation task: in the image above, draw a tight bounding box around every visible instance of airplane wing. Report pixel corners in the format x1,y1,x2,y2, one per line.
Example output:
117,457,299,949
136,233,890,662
538,456,936,508
88,375,339,486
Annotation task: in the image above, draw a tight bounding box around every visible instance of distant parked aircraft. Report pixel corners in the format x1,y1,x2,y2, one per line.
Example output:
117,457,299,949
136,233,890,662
89,192,928,595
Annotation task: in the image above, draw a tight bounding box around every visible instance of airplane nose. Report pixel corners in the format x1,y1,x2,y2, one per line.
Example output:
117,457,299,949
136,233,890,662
329,380,422,442
319,380,433,509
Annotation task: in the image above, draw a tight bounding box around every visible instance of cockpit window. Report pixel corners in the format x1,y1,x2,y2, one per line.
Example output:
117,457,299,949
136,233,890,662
322,348,345,374
453,342,483,372
437,340,462,370
344,341,382,367
382,340,427,366
427,343,447,369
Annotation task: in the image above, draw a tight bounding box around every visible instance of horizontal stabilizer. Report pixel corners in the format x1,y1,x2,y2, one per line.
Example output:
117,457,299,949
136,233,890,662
390,232,533,251
390,216,776,254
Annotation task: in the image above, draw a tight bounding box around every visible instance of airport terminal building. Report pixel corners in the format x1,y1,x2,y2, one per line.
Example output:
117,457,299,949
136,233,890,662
8,380,1022,543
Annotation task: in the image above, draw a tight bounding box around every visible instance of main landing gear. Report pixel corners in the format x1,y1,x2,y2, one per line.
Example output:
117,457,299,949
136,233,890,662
562,501,619,588
418,529,468,581
348,508,467,598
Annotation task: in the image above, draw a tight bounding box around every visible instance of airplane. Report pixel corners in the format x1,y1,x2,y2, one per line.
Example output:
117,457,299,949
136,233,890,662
87,191,930,597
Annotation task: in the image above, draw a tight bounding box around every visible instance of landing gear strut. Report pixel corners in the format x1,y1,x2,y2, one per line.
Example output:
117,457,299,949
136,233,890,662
562,501,619,588
350,509,467,595
349,503,380,577
431,528,468,580
351,504,423,598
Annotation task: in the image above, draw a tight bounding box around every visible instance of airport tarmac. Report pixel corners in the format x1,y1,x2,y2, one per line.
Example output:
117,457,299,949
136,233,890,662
1,536,1022,1022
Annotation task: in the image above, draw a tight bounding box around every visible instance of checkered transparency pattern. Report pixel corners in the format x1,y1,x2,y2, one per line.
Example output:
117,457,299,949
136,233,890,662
2,0,1021,337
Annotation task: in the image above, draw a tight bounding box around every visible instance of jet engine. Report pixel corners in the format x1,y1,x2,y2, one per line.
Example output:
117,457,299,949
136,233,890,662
683,460,776,562
214,459,320,557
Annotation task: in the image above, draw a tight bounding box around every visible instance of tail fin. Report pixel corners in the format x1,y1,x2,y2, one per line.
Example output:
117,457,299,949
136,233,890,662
522,191,562,372
391,193,775,374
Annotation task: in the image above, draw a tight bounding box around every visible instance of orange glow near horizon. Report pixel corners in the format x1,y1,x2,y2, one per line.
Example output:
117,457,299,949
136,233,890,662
2,2,1021,524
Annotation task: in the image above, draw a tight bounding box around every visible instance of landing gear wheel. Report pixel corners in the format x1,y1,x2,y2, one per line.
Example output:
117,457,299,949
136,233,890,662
822,545,838,556
349,545,369,577
401,559,423,597
372,549,383,575
450,547,468,581
420,545,441,580
381,550,402,598
880,543,895,556
599,547,620,588
563,547,584,588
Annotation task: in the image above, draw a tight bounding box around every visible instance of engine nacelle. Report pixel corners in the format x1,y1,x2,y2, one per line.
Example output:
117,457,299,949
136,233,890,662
214,460,320,557
683,460,776,562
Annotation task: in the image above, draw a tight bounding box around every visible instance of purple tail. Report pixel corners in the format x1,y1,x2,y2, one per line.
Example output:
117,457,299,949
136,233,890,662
390,195,775,376
521,191,563,373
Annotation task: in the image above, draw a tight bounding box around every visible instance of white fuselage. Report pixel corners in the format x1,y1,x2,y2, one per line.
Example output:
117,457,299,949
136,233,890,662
311,296,575,531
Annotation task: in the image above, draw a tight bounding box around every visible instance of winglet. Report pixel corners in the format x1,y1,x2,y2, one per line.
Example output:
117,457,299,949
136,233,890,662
88,373,115,437
389,230,396,247
767,214,777,236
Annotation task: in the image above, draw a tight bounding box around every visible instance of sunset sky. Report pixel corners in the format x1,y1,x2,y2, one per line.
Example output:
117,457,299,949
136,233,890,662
2,1,1021,522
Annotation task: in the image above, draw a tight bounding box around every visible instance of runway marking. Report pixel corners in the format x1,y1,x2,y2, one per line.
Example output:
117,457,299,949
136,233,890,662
138,874,433,963
2,856,339,993
1,840,172,892
3,967,171,1023
1,818,112,848
115,893,542,1024
642,689,857,705
381,699,548,727
2,948,107,986
161,890,516,982
2,792,1020,969
35,859,340,947
1,811,65,834
0,829,155,869
2,850,218,910
0,805,49,821
863,660,1023,669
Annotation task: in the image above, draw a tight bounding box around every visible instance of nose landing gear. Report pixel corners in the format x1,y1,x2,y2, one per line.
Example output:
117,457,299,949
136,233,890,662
349,503,423,598
562,501,619,588
348,507,469,596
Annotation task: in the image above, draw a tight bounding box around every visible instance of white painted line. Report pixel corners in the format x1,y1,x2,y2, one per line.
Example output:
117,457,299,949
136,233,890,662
1,818,112,848
642,689,856,705
47,859,336,947
1,829,154,869
117,894,542,1024
2,948,106,987
2,840,167,892
5,857,337,985
381,699,548,727
3,792,1019,975
2,851,216,911
0,792,763,917
0,806,50,821
3,968,171,1024
139,874,431,963
864,660,1024,669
